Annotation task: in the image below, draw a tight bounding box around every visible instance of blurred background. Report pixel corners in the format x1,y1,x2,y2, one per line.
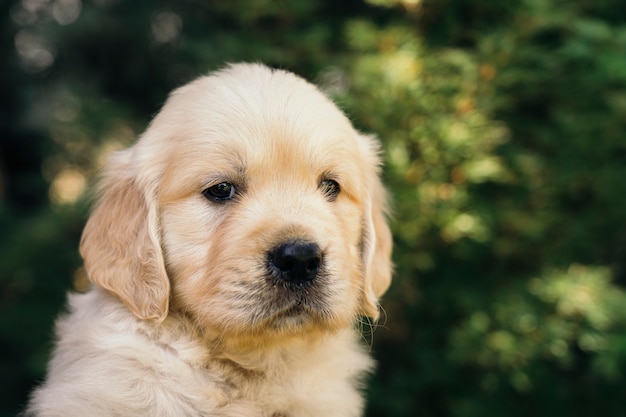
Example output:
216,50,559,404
2,0,626,415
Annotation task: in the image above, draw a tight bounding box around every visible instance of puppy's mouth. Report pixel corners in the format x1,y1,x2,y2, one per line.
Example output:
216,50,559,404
261,298,330,333
271,300,310,321
264,277,331,322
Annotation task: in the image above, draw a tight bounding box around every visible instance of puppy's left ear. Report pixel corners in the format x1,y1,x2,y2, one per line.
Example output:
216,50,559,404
359,135,393,320
80,150,170,322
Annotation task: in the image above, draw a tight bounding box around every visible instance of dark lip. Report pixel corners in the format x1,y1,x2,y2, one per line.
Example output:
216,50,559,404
255,300,310,330
262,285,326,323
269,292,311,314
239,272,331,328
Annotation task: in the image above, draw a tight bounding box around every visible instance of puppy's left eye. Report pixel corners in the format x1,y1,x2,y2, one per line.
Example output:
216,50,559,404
203,182,236,202
320,179,340,201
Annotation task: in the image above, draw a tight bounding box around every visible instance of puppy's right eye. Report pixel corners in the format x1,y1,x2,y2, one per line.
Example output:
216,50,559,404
320,178,340,201
202,182,236,202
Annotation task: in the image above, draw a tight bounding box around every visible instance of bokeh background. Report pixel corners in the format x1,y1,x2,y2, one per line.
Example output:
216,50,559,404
2,0,626,415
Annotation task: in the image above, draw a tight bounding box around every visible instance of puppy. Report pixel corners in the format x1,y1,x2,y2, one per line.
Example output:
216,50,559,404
25,63,392,417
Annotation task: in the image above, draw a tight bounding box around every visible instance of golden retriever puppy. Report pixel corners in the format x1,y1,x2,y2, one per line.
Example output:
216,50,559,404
25,63,392,417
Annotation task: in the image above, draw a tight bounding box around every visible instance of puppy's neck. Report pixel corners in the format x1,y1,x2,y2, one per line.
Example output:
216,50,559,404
206,330,334,371
161,305,349,373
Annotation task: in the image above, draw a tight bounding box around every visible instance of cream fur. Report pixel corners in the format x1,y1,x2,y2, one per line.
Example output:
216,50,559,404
26,63,392,417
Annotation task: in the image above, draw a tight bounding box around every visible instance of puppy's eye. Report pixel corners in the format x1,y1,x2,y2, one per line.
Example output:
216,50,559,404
203,182,236,202
320,179,340,201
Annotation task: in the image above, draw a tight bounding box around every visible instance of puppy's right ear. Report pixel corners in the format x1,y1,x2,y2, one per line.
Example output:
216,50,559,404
80,151,169,322
358,134,393,320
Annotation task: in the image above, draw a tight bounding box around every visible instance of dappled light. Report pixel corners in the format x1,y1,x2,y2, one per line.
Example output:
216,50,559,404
48,166,86,206
151,11,182,44
451,265,626,392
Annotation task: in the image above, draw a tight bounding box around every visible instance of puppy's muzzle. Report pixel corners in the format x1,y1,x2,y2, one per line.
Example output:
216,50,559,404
268,241,322,286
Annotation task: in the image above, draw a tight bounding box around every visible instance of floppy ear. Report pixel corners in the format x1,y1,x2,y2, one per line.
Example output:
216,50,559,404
80,151,170,322
359,137,393,320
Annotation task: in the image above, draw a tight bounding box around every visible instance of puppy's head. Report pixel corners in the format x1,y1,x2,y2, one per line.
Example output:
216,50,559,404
80,64,392,344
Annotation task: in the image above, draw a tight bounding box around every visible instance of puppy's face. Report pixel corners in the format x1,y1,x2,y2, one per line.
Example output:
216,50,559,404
80,64,392,346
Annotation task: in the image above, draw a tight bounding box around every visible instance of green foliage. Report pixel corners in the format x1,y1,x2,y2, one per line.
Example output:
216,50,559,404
2,0,626,416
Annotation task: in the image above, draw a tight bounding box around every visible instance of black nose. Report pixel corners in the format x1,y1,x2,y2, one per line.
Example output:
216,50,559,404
268,241,322,285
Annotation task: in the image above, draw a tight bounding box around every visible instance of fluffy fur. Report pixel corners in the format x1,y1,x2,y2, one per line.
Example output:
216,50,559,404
26,63,392,417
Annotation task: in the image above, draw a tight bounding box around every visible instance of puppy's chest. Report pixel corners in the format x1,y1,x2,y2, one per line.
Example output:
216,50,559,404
205,358,306,416
158,327,367,416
